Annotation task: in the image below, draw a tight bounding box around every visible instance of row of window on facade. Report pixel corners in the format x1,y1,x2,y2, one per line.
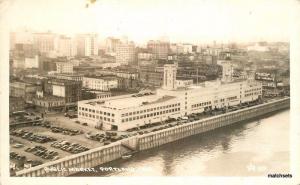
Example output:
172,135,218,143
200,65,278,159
121,107,181,123
245,92,260,97
245,88,261,93
79,112,115,122
121,103,181,117
35,100,64,107
78,107,115,117
192,101,212,108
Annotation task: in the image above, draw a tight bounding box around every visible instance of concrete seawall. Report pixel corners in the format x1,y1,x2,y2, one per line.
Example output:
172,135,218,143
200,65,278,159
15,98,290,177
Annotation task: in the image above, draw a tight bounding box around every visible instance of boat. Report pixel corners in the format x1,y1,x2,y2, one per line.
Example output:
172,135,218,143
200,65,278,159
121,154,132,159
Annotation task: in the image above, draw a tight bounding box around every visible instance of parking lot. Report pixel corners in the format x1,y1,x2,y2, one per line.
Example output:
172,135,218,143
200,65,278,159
9,112,133,172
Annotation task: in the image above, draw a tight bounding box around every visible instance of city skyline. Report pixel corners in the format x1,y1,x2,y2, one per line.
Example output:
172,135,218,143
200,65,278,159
4,0,292,44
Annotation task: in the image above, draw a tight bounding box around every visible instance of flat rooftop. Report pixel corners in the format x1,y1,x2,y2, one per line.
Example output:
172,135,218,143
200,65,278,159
81,94,176,110
84,75,118,80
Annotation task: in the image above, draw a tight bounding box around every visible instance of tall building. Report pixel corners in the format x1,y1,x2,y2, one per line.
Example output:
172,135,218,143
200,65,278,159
116,42,136,65
32,32,56,54
76,34,98,57
147,40,169,60
105,37,120,54
54,35,77,57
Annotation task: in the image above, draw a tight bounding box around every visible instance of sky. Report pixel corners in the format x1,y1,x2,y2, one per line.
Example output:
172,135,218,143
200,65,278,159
2,0,293,44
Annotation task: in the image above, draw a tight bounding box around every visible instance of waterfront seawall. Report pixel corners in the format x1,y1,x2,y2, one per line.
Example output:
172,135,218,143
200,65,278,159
15,98,290,177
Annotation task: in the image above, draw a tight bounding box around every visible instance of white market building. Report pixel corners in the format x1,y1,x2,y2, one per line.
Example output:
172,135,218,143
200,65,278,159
78,64,262,131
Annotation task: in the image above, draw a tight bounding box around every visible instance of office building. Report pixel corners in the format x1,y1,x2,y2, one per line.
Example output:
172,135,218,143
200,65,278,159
105,37,120,54
147,40,169,60
33,32,56,54
76,34,98,57
116,42,136,65
83,76,118,91
55,35,77,57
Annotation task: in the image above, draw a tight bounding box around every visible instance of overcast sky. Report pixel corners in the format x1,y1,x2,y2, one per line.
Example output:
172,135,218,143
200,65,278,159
4,0,292,44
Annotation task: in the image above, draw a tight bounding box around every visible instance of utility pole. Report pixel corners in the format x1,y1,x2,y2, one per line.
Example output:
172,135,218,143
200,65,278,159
197,68,199,85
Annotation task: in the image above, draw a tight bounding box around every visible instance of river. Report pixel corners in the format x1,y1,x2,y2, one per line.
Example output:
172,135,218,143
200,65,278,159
74,109,290,176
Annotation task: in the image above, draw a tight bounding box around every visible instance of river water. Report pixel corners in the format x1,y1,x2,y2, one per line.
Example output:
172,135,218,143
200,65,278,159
75,109,290,176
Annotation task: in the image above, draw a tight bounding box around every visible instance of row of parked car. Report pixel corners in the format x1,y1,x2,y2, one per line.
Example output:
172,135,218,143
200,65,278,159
51,140,89,154
32,121,51,128
10,152,26,161
51,126,83,136
86,131,131,144
25,145,59,160
10,130,57,143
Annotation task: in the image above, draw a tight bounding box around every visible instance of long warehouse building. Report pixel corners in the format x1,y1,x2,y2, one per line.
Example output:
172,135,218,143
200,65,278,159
78,63,262,131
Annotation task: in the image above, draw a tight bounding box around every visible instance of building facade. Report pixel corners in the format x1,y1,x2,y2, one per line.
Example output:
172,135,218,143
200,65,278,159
56,62,74,73
47,79,82,106
83,76,118,91
9,82,38,103
116,42,136,65
33,32,56,55
76,34,98,57
55,35,77,57
147,40,169,60
32,95,65,111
